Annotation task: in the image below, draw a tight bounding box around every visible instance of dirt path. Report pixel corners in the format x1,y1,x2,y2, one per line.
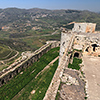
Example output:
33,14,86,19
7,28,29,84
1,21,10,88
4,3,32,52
3,50,19,62
0,45,19,62
1,46,12,59
82,56,100,100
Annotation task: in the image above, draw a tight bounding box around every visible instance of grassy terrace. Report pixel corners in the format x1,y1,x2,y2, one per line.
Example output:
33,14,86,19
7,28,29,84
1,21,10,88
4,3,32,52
0,47,59,100
0,44,11,60
0,43,17,61
0,50,17,60
68,57,82,70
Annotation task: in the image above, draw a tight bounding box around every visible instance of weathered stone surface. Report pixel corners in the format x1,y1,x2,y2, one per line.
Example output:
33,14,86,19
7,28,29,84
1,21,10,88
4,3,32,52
73,45,83,50
59,69,85,100
82,56,100,100
59,31,75,65
61,73,79,85
43,32,75,100
72,23,96,33
31,90,36,94
44,22,100,100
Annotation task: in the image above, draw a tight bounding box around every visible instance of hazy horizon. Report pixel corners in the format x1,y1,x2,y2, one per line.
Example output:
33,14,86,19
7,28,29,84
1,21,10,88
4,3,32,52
0,0,99,12
0,7,98,14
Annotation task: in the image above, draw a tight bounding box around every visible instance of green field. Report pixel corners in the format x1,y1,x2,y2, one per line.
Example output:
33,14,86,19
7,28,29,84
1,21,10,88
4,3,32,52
0,43,17,61
0,44,11,59
0,29,61,52
0,47,59,100
68,57,82,70
5,50,17,60
0,51,20,71
22,34,61,50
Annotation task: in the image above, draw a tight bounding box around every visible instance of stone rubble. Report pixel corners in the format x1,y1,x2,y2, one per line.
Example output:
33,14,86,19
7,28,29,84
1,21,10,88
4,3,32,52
61,73,79,85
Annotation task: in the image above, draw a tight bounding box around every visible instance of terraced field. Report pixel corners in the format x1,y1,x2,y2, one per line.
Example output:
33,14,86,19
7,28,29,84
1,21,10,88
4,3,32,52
0,44,17,60
0,43,19,71
0,44,11,60
0,47,59,100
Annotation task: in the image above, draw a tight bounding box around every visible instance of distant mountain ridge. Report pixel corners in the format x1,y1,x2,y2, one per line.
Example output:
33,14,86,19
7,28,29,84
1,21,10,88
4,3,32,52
0,7,100,30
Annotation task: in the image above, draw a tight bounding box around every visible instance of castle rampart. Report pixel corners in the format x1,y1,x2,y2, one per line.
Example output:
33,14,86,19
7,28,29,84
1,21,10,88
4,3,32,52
0,41,60,87
44,22,100,100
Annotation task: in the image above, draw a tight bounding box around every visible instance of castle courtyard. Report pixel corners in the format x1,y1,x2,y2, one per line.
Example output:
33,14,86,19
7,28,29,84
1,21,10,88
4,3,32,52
82,56,100,100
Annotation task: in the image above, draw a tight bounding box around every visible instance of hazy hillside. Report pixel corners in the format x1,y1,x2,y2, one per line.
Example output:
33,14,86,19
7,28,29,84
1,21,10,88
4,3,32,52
0,8,100,52
0,8,100,30
0,7,100,73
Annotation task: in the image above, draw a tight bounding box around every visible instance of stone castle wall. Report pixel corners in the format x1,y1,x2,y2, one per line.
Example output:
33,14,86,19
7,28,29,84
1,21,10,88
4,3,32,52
0,41,60,87
43,32,75,100
44,23,100,100
72,23,96,33
44,29,100,100
59,31,75,65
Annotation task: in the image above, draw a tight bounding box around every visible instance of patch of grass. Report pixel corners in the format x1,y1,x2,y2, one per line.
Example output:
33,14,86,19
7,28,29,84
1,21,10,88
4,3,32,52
98,55,100,57
55,82,61,100
21,33,61,51
0,47,59,100
26,60,58,100
5,50,17,59
0,50,18,71
55,91,60,100
68,57,82,70
22,37,45,49
68,52,70,54
81,71,84,76
0,44,11,60
84,97,88,99
0,65,9,71
37,29,54,35
0,53,21,71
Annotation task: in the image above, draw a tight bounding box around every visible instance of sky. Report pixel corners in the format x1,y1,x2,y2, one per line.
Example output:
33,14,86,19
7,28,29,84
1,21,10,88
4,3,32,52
0,0,100,12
